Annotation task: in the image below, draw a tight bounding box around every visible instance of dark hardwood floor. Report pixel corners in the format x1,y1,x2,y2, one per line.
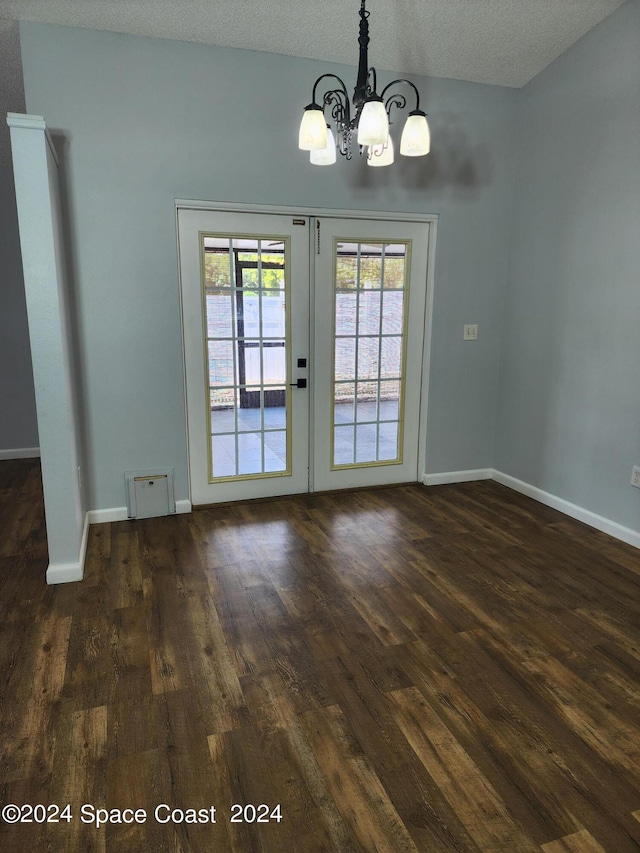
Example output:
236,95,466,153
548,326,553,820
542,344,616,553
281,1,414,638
1,457,640,852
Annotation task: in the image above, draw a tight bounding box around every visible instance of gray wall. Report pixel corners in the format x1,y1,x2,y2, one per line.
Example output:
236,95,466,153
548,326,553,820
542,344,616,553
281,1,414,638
497,0,640,530
19,22,517,511
0,163,38,453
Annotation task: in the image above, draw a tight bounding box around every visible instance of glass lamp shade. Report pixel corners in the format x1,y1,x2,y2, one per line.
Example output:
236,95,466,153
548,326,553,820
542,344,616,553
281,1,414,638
310,127,337,165
367,135,394,167
299,105,328,150
357,97,389,146
400,111,431,156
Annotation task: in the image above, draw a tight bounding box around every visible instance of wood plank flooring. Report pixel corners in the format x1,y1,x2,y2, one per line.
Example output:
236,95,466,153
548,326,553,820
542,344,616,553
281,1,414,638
1,457,640,852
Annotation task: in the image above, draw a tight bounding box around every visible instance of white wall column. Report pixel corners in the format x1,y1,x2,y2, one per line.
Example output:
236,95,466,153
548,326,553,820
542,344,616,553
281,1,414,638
7,113,88,583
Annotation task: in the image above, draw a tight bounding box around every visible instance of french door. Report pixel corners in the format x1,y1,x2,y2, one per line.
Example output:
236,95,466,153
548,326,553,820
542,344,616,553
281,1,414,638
177,207,430,506
313,216,429,492
179,209,310,505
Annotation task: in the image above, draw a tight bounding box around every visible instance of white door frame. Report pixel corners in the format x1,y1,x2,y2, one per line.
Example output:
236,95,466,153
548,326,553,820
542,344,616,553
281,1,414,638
175,199,438,499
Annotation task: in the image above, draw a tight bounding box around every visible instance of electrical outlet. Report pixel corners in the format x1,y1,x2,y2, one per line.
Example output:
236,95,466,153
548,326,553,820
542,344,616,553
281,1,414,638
464,324,478,341
632,467,640,488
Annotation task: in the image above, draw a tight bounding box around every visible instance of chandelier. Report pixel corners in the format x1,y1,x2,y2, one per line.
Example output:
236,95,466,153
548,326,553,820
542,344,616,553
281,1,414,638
298,0,431,167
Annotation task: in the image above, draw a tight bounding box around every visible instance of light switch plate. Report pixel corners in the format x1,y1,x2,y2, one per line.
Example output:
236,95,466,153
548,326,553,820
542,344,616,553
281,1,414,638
464,324,478,341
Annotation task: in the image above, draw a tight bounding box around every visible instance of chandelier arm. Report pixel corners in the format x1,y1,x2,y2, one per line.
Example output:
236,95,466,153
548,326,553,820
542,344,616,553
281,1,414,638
311,74,350,109
324,91,349,128
384,93,407,126
380,78,422,113
311,74,351,125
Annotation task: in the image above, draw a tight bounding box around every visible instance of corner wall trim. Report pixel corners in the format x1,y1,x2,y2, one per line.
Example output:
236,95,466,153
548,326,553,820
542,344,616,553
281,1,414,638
0,447,41,460
422,469,493,486
492,470,640,550
46,512,89,584
176,500,192,514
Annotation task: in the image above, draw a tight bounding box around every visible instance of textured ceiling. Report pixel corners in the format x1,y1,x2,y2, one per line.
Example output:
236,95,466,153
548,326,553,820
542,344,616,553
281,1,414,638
0,0,628,164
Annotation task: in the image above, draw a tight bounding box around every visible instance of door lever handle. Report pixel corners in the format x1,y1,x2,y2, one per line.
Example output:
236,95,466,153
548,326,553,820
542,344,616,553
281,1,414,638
289,378,307,389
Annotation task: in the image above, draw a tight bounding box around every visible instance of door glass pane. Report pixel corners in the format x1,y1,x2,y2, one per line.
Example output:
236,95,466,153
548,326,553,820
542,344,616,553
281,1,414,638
383,247,406,289
355,424,377,463
334,425,355,466
208,340,234,387
357,338,379,380
264,430,287,472
203,234,290,481
332,240,408,468
334,383,355,423
335,337,356,381
211,435,236,479
379,380,400,421
335,293,357,334
358,291,381,335
381,291,404,334
355,381,378,423
380,336,402,378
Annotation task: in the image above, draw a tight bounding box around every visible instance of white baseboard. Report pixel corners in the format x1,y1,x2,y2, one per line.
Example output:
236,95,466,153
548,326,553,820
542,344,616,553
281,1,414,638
423,467,640,550
492,471,640,550
88,506,128,524
423,469,493,486
46,511,89,584
0,446,40,460
88,501,192,524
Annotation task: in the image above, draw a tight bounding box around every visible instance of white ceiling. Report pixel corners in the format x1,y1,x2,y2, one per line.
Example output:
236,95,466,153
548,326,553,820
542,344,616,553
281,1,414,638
0,0,628,164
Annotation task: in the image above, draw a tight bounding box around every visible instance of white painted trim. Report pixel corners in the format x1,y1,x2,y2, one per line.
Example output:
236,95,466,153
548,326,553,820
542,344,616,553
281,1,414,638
175,205,193,510
175,198,438,225
0,447,41,460
6,112,46,130
492,471,640,550
423,468,640,549
46,563,84,584
46,512,89,584
6,113,59,166
423,469,494,486
88,501,192,524
88,506,128,524
416,217,438,482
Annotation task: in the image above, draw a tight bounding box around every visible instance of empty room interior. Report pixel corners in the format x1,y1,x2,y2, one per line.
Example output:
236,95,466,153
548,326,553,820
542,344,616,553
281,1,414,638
1,0,640,850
